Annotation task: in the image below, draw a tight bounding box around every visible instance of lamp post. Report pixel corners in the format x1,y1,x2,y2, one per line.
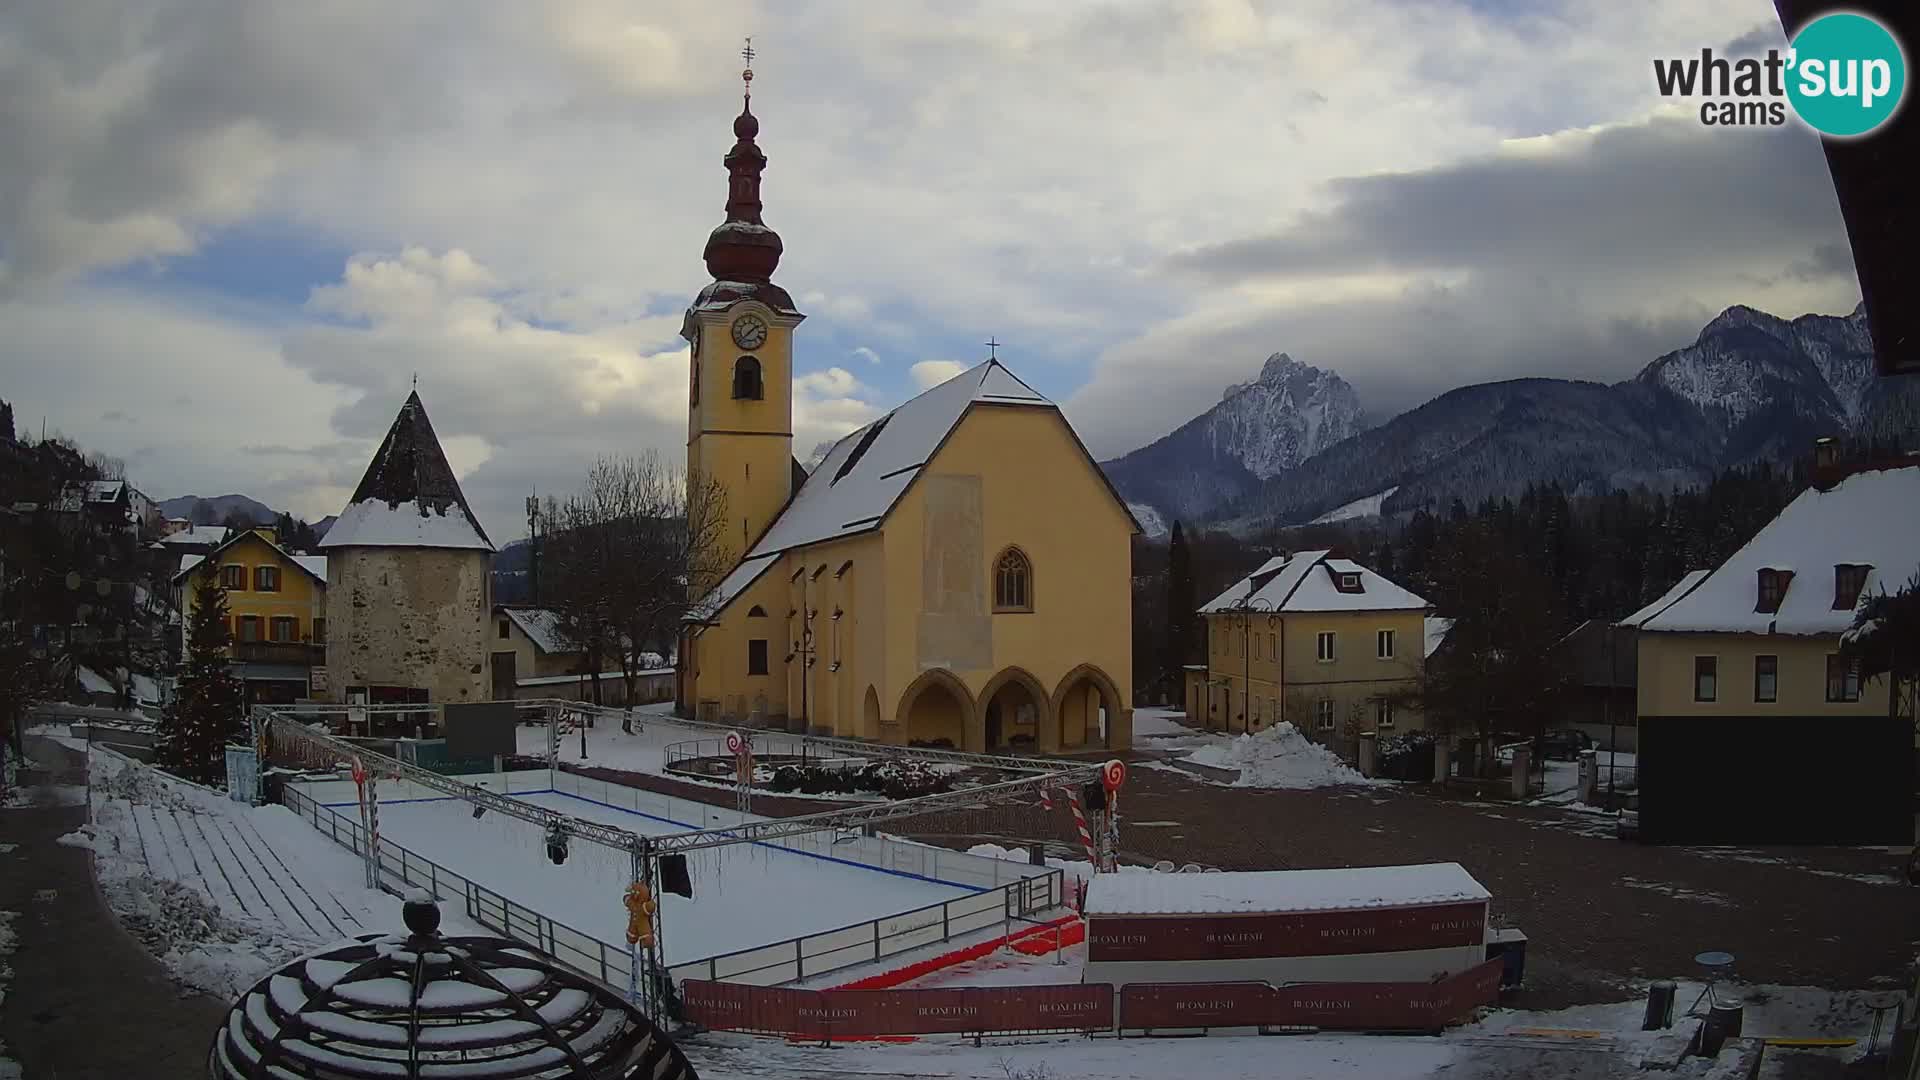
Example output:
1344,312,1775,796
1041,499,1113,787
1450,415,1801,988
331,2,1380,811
1222,595,1279,736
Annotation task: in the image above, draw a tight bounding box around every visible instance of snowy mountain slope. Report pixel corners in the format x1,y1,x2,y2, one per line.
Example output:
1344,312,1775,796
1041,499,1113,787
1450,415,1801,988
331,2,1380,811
1107,303,1916,530
1101,353,1365,527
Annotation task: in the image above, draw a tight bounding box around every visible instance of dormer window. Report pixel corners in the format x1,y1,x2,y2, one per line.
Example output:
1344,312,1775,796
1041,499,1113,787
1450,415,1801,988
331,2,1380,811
1329,567,1363,593
1755,568,1792,614
1832,564,1871,611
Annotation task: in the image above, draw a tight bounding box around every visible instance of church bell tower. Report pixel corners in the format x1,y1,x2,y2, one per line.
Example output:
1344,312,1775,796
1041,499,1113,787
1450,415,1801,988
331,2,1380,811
682,39,805,564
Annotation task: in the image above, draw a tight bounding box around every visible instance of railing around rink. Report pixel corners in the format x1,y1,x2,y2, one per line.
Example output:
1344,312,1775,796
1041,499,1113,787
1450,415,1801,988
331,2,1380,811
278,780,1066,991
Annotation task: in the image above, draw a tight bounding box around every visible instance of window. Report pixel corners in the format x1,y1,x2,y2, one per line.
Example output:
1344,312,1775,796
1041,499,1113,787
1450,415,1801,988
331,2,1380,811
220,564,245,590
1314,699,1336,730
254,565,280,592
732,356,764,400
1269,632,1277,658
994,548,1032,612
1825,654,1861,703
1833,564,1871,610
1377,629,1395,659
1755,569,1791,613
1338,572,1361,591
238,615,261,643
498,619,510,639
1316,631,1336,662
269,616,297,643
1693,656,1717,702
1374,698,1396,728
747,605,768,617
1754,655,1778,703
314,618,327,644
1252,635,1261,660
747,639,769,676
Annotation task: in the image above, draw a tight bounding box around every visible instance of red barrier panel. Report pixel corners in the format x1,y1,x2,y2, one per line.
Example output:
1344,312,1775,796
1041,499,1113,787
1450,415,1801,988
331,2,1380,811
1089,901,1487,962
1117,959,1505,1032
683,980,1114,1037
687,962,1497,1038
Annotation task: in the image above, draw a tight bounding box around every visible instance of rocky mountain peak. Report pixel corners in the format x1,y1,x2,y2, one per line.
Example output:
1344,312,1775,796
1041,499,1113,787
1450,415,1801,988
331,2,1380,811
1211,354,1367,477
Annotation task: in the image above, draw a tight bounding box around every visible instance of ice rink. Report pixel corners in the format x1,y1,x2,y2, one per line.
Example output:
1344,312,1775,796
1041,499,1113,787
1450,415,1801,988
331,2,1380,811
335,789,980,965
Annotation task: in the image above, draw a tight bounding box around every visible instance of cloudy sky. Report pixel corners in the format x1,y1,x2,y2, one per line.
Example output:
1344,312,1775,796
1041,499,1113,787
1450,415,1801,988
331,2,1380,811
0,0,1863,541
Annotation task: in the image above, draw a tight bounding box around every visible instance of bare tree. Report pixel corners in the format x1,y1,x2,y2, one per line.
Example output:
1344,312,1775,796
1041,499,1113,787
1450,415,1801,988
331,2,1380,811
542,455,731,732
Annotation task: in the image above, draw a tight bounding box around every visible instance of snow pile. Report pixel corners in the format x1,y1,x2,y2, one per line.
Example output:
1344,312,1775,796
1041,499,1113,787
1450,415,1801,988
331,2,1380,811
1184,723,1382,789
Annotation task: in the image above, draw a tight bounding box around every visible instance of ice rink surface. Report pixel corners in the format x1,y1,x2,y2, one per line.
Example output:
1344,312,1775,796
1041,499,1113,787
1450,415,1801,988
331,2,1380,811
338,790,978,964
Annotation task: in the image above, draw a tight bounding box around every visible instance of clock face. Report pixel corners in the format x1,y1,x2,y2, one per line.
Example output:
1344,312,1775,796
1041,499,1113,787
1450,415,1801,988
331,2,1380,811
731,314,769,350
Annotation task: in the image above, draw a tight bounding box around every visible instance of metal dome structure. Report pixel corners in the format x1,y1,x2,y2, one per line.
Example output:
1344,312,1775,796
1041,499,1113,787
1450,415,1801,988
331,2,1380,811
209,895,698,1080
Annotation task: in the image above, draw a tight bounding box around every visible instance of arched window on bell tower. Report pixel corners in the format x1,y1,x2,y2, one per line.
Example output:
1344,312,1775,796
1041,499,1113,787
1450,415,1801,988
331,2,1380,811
733,356,764,400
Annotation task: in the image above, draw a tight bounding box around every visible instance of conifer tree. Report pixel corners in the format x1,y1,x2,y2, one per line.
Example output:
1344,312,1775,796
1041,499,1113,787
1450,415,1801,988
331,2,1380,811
158,575,246,784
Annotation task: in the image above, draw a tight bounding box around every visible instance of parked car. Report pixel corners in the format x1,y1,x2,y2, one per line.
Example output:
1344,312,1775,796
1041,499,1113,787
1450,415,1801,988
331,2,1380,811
1536,729,1593,762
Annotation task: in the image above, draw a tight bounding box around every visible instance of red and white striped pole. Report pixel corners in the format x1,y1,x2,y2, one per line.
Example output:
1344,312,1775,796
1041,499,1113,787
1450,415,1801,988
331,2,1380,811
1067,787,1098,868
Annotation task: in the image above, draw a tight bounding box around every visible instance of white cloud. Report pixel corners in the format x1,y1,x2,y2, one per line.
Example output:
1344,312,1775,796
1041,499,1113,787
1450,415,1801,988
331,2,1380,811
0,0,1861,513
910,360,968,389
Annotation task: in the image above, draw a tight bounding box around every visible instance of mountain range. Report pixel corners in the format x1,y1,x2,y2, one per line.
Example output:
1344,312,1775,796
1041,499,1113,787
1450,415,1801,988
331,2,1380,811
157,493,334,539
1106,303,1920,534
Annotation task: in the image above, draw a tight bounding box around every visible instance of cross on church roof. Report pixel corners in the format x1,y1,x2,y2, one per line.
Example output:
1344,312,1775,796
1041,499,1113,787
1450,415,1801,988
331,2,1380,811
985,337,1001,360
741,37,754,97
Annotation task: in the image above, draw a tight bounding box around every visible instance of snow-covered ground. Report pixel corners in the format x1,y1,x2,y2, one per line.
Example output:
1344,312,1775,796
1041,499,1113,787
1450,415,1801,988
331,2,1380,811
1310,485,1400,524
676,959,1890,1080
64,749,470,998
354,790,978,965
1180,723,1383,790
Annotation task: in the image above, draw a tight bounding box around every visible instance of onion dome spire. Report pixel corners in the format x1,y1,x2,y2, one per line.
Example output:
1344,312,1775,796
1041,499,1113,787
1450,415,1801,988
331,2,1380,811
703,37,783,283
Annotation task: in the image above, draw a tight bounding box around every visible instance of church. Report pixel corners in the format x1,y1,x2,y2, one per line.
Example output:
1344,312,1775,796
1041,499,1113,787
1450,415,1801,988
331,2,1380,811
675,68,1137,754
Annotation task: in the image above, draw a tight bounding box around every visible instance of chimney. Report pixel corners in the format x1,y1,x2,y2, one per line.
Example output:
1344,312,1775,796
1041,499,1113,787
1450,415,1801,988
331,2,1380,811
1813,437,1839,470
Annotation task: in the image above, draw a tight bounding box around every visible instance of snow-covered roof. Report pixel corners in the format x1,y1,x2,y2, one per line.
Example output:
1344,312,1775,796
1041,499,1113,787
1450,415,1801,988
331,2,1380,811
319,392,494,552
1200,550,1428,614
747,360,1050,558
161,525,230,546
172,533,327,585
1424,616,1454,658
1641,465,1920,635
1618,569,1711,629
1085,862,1490,916
501,608,572,654
689,359,1136,621
85,479,125,502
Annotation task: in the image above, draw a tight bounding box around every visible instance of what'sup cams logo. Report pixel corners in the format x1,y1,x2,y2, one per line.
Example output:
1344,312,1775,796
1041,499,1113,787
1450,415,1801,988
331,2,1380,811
1655,12,1907,137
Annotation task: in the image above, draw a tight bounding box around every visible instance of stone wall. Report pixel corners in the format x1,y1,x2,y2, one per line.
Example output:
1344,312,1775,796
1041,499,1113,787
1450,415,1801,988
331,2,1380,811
324,547,490,704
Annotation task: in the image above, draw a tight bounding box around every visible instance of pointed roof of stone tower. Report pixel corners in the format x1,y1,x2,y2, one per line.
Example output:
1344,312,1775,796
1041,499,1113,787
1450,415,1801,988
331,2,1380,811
319,391,495,552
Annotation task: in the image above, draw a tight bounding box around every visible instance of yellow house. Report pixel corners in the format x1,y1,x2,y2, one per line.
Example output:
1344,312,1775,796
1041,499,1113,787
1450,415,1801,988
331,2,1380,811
1628,459,1916,844
675,91,1137,752
1187,551,1433,757
173,527,327,704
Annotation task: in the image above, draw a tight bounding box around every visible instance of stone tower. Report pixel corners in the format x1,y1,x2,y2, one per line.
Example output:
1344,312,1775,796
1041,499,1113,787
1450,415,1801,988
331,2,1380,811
320,391,495,706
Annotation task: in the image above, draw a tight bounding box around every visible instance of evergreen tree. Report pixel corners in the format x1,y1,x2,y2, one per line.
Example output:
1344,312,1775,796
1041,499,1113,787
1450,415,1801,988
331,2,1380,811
1164,521,1196,675
158,575,246,784
1841,570,1920,724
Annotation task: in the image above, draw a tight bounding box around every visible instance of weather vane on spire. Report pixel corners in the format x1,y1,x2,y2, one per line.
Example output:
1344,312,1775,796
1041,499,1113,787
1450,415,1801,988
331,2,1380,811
741,37,755,100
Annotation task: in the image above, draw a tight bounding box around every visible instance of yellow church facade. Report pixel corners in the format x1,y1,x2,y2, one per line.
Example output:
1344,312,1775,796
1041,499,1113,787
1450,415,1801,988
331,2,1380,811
675,85,1136,754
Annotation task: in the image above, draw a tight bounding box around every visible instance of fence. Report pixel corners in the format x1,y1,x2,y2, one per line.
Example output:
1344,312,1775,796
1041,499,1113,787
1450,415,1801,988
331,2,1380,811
682,980,1114,1039
279,777,1065,990
660,734,868,778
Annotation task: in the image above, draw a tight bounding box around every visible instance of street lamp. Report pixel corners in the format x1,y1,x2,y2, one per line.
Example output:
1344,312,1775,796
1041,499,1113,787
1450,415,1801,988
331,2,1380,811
1221,595,1279,736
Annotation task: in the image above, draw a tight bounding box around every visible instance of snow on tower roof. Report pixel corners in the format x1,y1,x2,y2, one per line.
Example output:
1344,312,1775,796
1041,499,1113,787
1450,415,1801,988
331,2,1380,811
319,391,495,552
1085,863,1490,916
1200,550,1428,613
1640,463,1920,635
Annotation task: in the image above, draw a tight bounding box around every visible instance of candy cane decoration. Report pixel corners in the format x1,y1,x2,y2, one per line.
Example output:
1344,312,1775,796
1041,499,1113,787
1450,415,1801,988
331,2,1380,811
1040,786,1054,813
1067,787,1099,869
1100,760,1127,874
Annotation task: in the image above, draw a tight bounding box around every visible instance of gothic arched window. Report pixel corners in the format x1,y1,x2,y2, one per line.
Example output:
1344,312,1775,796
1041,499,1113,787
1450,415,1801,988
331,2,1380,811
733,356,763,400
993,547,1033,612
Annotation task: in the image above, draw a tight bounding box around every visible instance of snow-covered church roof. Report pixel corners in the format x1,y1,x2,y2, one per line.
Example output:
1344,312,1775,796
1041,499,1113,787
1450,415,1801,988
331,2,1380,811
320,392,495,553
690,359,1136,621
1200,550,1428,614
1640,462,1920,636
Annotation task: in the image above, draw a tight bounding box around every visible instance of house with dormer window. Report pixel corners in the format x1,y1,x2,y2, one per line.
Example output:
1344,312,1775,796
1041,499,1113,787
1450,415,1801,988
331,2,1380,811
1630,455,1918,844
1185,550,1442,760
